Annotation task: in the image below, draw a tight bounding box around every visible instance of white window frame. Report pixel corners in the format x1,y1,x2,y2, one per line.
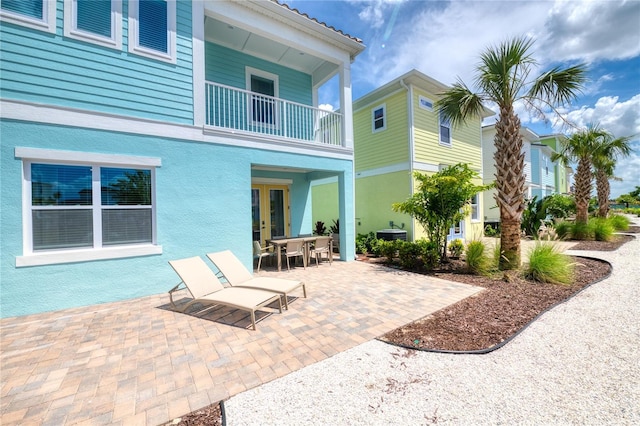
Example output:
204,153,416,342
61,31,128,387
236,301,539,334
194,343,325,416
128,0,176,63
372,103,386,133
418,95,433,111
470,193,479,222
245,67,279,129
439,111,452,146
15,147,162,267
64,0,122,50
0,0,56,33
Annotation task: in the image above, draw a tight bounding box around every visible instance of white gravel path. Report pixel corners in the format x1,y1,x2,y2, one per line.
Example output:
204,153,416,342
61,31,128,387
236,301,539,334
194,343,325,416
224,216,640,425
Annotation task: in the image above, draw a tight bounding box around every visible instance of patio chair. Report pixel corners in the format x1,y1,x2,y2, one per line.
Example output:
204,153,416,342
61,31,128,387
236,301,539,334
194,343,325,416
168,256,282,330
285,239,306,270
253,241,274,272
310,236,332,267
207,250,307,310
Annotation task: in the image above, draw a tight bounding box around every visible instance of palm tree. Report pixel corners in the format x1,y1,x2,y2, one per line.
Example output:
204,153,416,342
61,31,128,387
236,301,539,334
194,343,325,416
592,134,632,217
436,37,586,270
552,125,609,224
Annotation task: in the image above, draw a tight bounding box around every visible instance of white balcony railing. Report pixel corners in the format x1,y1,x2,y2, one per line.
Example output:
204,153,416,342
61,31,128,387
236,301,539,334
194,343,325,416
205,81,343,146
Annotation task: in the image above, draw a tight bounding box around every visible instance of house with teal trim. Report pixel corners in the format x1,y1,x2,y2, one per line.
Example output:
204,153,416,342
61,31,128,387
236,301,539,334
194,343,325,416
0,0,364,318
313,69,493,243
482,125,571,225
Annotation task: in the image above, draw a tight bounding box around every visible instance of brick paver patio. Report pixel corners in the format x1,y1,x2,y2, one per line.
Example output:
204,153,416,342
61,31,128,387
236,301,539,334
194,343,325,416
1,259,481,425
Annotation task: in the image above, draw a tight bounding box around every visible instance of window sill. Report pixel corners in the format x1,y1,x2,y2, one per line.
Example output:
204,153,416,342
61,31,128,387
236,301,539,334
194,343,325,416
16,244,162,267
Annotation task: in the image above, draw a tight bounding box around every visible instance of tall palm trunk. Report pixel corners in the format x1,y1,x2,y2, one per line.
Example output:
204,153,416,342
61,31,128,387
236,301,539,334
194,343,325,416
595,168,610,218
574,157,592,224
493,105,526,269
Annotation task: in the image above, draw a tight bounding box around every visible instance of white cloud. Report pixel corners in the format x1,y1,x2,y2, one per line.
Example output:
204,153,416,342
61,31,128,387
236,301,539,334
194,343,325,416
554,94,640,138
610,140,640,198
318,103,335,111
355,0,405,29
540,0,640,64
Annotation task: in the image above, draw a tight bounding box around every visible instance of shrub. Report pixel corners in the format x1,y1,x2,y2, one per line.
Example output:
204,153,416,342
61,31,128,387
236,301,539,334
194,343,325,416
378,239,399,263
418,239,440,270
465,240,493,276
542,193,576,220
571,221,593,240
313,221,327,236
524,242,574,285
608,214,630,231
398,241,423,270
484,224,499,237
590,218,614,242
355,232,380,255
553,221,572,240
448,239,465,258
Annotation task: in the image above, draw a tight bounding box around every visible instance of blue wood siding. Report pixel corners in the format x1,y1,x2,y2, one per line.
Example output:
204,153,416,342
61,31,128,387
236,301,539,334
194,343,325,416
205,42,312,105
0,0,194,124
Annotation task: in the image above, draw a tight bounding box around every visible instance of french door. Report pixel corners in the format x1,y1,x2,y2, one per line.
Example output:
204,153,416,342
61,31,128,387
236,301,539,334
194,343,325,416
251,184,289,246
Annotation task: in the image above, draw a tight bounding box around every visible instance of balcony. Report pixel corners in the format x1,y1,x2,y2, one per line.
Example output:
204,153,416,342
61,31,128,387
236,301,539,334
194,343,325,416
205,81,344,147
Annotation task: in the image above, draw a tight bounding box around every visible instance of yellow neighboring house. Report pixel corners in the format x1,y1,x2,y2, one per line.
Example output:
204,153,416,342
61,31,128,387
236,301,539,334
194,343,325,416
313,69,494,243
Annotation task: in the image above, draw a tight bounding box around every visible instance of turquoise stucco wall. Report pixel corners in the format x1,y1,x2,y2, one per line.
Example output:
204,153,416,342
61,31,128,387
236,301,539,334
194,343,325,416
0,0,194,124
0,119,354,318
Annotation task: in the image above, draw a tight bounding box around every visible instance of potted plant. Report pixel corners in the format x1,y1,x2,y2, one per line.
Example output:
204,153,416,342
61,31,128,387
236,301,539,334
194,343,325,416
329,219,339,252
313,221,327,236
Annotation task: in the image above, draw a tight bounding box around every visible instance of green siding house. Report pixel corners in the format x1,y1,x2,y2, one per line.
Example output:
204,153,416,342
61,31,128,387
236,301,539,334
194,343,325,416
313,69,493,243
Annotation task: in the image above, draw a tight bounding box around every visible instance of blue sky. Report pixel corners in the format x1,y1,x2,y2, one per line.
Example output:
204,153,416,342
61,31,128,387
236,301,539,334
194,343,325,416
288,0,640,198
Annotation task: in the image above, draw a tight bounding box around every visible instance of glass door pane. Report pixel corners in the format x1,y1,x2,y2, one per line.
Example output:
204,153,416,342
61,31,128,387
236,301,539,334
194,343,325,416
269,189,285,238
251,188,261,243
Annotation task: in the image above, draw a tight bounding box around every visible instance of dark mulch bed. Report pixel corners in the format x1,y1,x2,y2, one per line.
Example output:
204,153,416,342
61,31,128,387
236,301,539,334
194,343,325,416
166,234,632,425
379,236,633,352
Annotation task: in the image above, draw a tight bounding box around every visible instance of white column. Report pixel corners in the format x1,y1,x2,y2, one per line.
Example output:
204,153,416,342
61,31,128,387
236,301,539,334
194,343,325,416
192,2,205,127
339,62,354,149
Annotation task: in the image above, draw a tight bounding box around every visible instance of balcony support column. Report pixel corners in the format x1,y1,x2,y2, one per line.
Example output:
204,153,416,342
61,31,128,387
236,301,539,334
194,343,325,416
339,63,353,150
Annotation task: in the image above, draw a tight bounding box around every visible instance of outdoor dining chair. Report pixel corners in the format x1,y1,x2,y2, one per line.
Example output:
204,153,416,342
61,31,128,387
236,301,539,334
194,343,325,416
285,239,306,270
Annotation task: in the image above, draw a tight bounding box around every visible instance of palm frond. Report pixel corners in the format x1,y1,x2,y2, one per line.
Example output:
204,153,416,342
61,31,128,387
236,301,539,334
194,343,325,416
529,64,588,106
435,79,485,127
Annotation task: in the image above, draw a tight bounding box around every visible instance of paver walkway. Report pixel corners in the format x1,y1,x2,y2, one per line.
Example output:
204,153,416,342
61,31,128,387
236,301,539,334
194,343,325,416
0,260,481,425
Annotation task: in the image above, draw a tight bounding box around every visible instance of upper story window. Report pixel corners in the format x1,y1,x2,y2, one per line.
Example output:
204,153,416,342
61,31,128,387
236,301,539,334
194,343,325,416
16,148,161,267
0,0,56,33
372,104,386,133
470,194,479,221
64,0,122,49
439,112,451,146
128,0,176,63
418,96,434,111
246,67,279,128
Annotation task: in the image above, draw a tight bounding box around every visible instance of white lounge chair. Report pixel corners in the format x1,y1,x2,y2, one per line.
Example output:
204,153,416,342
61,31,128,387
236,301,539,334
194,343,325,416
207,250,307,310
168,256,282,330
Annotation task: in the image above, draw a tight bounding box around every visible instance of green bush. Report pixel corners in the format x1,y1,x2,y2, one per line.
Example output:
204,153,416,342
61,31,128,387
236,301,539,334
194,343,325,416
484,224,499,237
378,239,400,262
355,232,380,255
542,194,576,220
590,218,614,242
622,207,640,216
418,239,440,270
524,242,574,285
571,221,593,240
398,241,423,270
608,214,630,231
553,221,573,240
448,239,465,258
465,240,493,276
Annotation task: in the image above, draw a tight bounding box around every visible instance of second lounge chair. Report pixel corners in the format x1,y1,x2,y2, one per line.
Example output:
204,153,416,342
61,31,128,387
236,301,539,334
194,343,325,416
168,256,282,330
207,250,307,310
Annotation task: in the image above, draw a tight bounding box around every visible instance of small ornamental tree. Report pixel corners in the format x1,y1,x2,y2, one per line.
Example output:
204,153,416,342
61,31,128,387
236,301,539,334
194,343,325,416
392,164,492,260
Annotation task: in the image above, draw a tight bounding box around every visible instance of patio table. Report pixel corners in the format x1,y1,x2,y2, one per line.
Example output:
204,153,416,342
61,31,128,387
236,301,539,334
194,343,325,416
267,236,331,271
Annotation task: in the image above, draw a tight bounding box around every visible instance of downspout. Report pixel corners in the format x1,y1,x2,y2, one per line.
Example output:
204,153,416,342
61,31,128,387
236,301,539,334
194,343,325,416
400,79,415,240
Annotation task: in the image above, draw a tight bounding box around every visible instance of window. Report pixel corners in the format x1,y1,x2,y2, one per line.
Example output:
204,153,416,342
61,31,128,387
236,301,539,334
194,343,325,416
16,148,161,267
372,104,386,133
128,0,176,63
439,112,451,146
470,194,479,221
1,0,56,33
246,67,279,128
418,96,433,111
64,0,122,49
